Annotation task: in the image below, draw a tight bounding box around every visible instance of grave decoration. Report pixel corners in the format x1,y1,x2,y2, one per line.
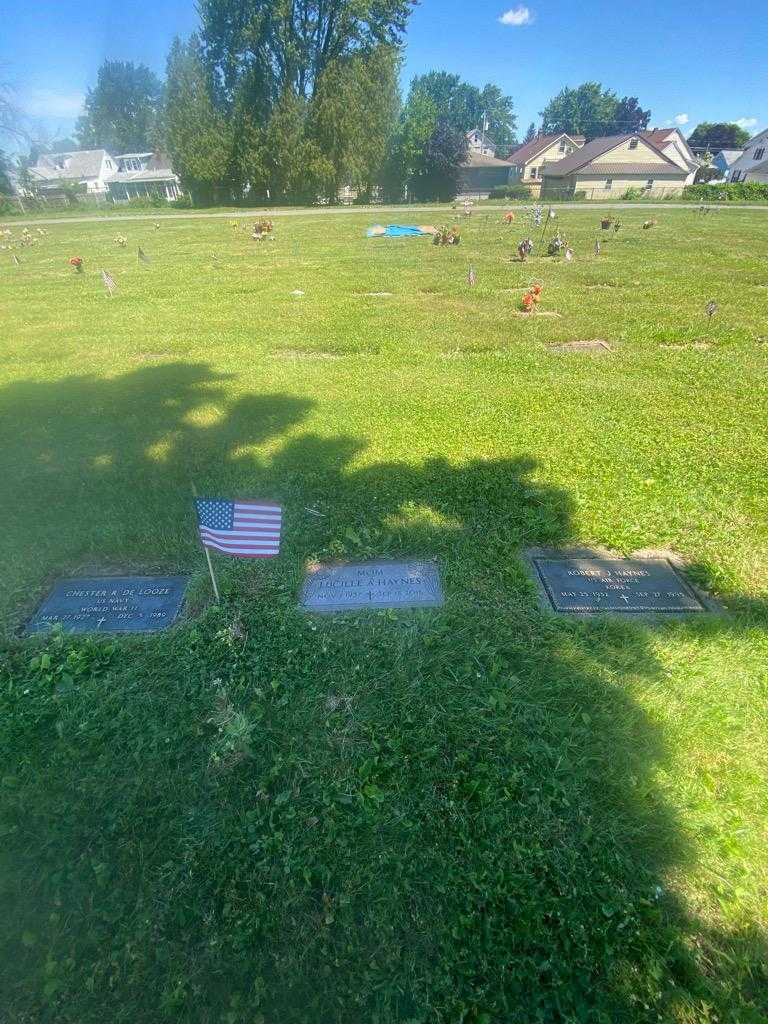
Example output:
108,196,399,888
251,219,274,240
517,238,534,261
68,256,83,273
547,232,567,257
706,300,718,320
433,225,461,246
521,284,543,312
100,269,117,296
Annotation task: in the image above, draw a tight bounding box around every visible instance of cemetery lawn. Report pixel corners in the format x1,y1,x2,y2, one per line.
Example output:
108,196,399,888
1,208,767,1024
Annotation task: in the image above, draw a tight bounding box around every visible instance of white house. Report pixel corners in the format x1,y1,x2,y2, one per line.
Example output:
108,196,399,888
466,128,497,157
727,128,768,183
106,152,182,201
28,148,182,201
29,149,118,194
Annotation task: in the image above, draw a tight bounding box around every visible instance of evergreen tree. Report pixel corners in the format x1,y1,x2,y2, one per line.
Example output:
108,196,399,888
164,36,235,204
523,122,537,143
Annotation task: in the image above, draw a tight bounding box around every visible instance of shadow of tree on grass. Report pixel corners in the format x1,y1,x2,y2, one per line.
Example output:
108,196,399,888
0,363,766,1024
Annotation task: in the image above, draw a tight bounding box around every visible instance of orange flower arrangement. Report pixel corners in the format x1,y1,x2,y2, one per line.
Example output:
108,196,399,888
68,256,83,273
520,284,542,312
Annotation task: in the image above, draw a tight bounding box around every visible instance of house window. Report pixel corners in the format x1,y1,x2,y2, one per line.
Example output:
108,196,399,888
755,147,765,160
529,166,538,179
645,179,654,190
629,138,639,150
559,140,567,152
604,178,613,190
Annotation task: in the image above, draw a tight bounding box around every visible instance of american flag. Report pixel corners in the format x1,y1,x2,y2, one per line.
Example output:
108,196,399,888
468,265,476,286
195,498,282,558
100,269,117,296
138,247,150,264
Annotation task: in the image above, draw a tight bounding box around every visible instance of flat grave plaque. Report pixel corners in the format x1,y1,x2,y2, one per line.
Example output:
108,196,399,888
301,559,443,613
532,557,705,614
27,576,188,634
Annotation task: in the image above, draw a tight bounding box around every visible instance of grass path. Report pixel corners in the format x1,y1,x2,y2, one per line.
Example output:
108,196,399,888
1,208,766,1023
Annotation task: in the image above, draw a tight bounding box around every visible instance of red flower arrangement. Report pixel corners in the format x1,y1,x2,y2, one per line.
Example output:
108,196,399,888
68,256,83,273
521,284,543,312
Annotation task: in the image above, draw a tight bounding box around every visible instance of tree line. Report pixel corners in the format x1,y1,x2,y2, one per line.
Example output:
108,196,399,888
2,0,755,205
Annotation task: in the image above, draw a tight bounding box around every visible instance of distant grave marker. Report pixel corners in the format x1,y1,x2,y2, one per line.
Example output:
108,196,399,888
301,559,443,613
27,576,187,634
528,555,706,614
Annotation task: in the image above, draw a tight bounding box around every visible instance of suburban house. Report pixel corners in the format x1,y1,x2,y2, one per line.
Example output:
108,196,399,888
459,129,515,195
27,148,182,201
28,149,118,195
712,149,743,178
639,128,701,185
106,152,182,201
540,133,690,199
727,128,768,183
507,133,585,196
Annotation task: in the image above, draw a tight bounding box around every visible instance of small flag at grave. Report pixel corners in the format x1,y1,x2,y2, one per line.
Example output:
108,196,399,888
11,253,20,266
195,498,282,558
706,300,718,320
100,269,117,296
138,246,150,264
468,264,476,286
594,239,601,256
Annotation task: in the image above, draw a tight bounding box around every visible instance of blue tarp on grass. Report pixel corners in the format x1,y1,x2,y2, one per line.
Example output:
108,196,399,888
366,224,431,238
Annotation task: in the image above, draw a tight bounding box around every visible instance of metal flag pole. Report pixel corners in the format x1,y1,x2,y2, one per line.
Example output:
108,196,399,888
191,482,220,602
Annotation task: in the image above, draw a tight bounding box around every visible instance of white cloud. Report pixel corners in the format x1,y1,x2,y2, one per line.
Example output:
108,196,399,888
499,5,534,25
23,89,85,119
673,113,689,126
735,117,758,130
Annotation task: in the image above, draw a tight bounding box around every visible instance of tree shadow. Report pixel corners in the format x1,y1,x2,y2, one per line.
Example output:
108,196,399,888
0,363,766,1023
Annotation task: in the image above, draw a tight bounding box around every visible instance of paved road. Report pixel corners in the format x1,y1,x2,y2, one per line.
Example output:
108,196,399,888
7,201,768,228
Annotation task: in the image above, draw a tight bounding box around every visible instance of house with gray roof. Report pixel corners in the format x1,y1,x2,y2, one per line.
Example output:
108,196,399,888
727,128,768,184
27,148,182,201
29,149,118,194
540,133,690,199
712,149,743,178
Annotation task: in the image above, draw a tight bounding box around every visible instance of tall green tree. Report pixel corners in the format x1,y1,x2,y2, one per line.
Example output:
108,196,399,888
409,71,517,149
523,121,537,143
687,122,750,152
196,0,412,201
609,96,651,135
309,47,399,199
540,82,650,141
198,0,413,104
164,36,236,203
76,60,162,152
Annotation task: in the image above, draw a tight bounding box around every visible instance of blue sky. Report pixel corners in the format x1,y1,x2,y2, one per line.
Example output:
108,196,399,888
1,0,765,147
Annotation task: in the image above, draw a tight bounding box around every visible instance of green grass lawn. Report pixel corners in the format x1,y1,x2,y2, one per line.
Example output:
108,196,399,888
1,208,767,1023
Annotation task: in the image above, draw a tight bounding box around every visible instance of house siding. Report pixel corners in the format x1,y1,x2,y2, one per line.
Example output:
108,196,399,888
509,135,582,195
542,172,686,199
